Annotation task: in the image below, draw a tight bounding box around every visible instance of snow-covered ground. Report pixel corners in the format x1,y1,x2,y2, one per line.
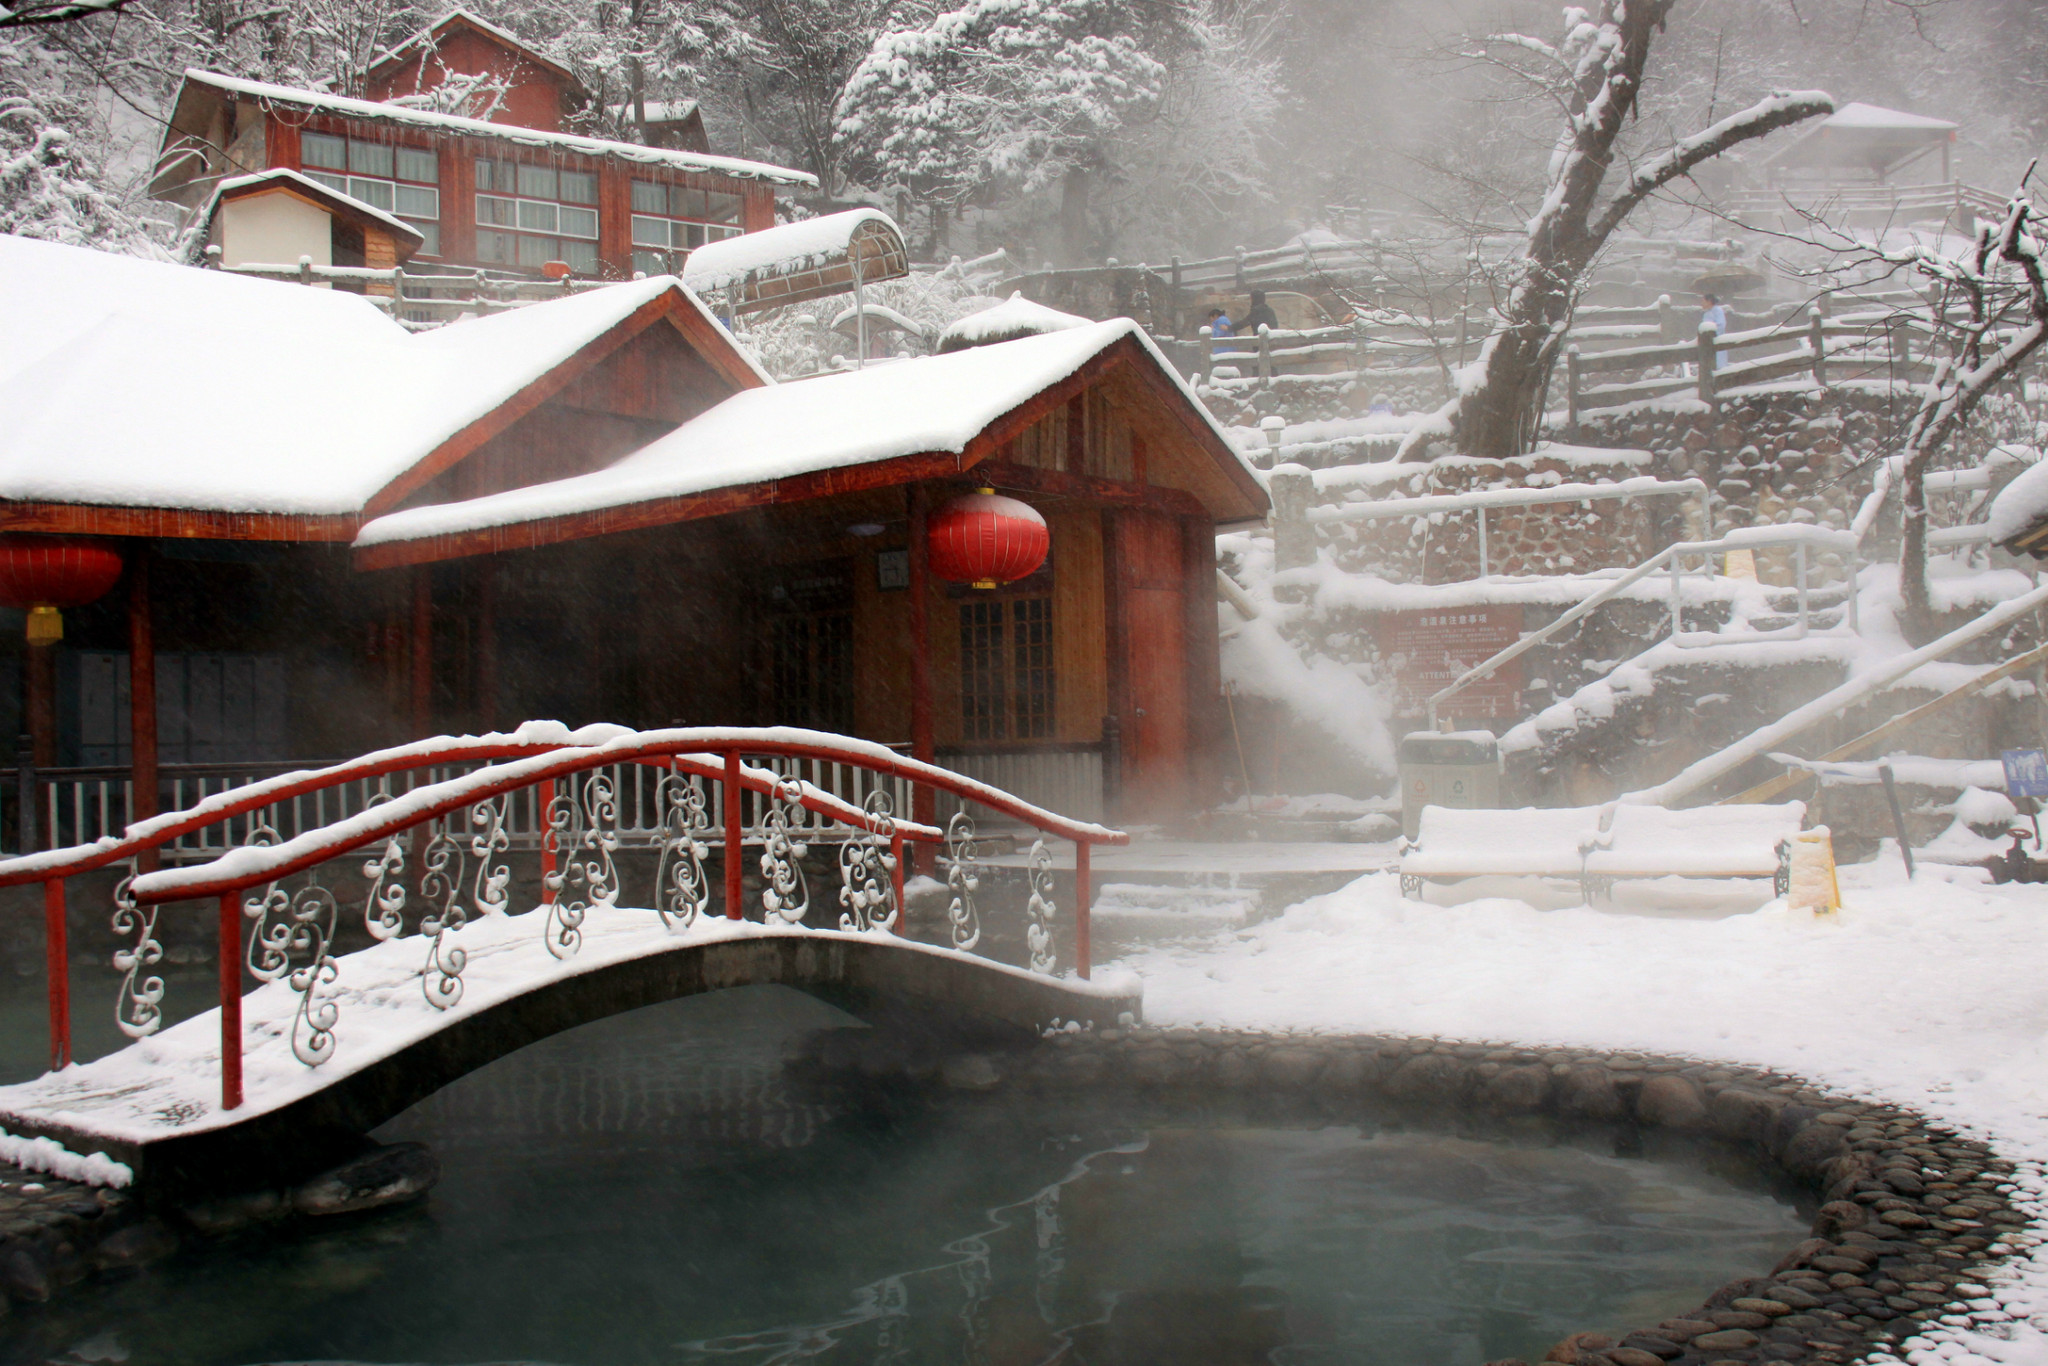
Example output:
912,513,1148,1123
1107,857,2048,1366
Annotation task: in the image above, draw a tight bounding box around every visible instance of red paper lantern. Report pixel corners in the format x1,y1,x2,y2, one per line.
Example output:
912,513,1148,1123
928,488,1049,590
0,536,124,644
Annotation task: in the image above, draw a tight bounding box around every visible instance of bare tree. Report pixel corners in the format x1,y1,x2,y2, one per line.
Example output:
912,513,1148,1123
1863,168,2048,642
1398,2,1832,461
0,0,125,29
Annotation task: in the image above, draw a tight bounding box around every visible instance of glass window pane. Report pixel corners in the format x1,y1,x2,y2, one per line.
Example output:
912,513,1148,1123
683,222,706,249
348,140,393,178
517,199,557,232
564,239,599,274
705,192,742,224
515,164,557,200
631,215,670,247
301,133,347,172
305,170,348,194
516,234,555,267
631,180,666,214
559,205,598,240
476,194,515,227
394,184,439,219
412,221,440,256
476,229,514,263
348,177,395,211
559,170,597,205
668,185,691,218
474,159,501,192
631,249,666,277
394,147,438,184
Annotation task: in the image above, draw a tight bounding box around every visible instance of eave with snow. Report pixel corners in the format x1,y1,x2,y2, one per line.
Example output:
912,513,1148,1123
0,237,1264,825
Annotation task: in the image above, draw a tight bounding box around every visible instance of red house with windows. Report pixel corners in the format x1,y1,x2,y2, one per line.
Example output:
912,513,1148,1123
149,10,814,281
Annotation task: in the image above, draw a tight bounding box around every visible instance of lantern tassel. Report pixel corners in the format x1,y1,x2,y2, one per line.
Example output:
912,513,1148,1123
25,606,61,645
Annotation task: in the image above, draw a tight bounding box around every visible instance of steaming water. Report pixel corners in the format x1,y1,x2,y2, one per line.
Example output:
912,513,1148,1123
6,986,1807,1366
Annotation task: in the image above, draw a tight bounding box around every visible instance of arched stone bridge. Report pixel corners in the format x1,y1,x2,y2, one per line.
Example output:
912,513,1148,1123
0,918,1139,1200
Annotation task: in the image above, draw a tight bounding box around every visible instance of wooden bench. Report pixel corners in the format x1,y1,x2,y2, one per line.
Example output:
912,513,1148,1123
1580,802,1804,902
1398,805,1609,898
1399,801,1805,902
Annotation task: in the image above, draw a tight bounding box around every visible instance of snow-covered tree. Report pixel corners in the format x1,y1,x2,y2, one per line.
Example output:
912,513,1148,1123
1400,2,1832,461
835,0,1172,262
0,29,163,254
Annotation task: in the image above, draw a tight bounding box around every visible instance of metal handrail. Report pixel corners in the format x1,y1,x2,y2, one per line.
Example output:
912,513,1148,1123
1425,524,1860,728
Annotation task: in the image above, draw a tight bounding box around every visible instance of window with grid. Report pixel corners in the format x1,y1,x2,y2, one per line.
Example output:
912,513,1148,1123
958,598,1055,741
301,133,441,256
629,180,743,276
474,160,600,274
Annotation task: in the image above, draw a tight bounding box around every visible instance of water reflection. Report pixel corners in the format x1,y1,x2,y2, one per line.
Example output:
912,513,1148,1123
3,988,1807,1366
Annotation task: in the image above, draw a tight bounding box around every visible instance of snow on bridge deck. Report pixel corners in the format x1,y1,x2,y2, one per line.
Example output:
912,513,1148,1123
0,906,1139,1184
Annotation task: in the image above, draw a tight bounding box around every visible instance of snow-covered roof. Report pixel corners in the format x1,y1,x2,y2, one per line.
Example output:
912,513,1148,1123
354,319,1260,556
937,293,1093,352
681,209,902,296
205,168,425,247
1822,102,1958,133
368,7,574,82
830,302,923,336
172,69,817,188
0,236,759,521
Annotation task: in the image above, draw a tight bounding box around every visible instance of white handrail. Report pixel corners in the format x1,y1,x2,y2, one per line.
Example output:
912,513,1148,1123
1310,476,1705,525
1625,580,2048,807
1425,524,1859,728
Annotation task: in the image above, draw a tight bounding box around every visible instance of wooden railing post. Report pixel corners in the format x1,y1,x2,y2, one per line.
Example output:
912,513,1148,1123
44,878,67,1069
1657,293,1676,342
890,830,906,931
1808,307,1829,390
1198,325,1214,385
1697,324,1719,408
724,750,743,919
219,891,242,1111
1256,324,1272,385
1074,841,1091,980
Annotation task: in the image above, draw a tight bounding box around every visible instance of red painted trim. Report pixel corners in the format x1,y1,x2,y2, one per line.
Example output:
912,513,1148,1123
410,566,432,738
129,552,158,866
124,734,1126,905
218,892,242,1111
0,502,357,543
43,879,66,1070
908,486,935,852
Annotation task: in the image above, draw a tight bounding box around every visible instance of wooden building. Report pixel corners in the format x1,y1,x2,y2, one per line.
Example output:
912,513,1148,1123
150,10,814,281
0,236,1266,837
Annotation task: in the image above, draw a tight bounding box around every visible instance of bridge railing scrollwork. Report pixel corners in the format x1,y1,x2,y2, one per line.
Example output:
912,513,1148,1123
0,725,1127,1112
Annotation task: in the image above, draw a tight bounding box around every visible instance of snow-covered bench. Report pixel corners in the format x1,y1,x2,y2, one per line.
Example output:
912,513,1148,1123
1398,805,1608,898
1580,802,1804,902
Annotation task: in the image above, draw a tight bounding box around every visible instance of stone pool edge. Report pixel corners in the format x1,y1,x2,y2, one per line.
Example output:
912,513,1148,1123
993,1026,2026,1366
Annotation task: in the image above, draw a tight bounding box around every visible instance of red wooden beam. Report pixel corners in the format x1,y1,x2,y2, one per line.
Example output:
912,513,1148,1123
353,449,968,570
908,486,935,852
0,503,357,542
218,891,242,1110
43,879,66,1070
971,460,1207,517
128,549,159,870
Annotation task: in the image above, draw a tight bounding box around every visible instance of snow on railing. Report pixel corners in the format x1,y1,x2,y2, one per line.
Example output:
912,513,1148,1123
0,725,1129,1108
1424,524,1861,729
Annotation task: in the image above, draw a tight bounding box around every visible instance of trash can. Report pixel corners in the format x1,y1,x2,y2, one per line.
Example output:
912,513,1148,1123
1398,731,1501,840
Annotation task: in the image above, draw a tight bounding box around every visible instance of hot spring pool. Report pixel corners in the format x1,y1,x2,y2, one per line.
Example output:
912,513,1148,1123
6,987,1809,1366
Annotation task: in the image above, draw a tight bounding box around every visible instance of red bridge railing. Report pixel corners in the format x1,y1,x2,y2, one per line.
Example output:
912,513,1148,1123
0,725,1128,1111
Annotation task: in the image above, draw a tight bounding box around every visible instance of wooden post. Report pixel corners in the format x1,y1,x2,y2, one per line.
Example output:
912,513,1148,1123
1657,293,1676,342
27,639,54,770
890,830,906,932
128,550,157,870
44,879,67,1070
410,566,432,739
1565,344,1582,434
1181,515,1224,814
475,558,498,732
1269,466,1317,572
1199,326,1214,385
1074,841,1091,980
1808,307,1829,390
723,750,744,919
1697,324,1719,408
908,487,934,851
219,891,242,1110
1101,510,1127,823
1256,324,1272,386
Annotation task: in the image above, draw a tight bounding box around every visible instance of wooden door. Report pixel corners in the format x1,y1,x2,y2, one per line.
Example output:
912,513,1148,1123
1113,509,1187,820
